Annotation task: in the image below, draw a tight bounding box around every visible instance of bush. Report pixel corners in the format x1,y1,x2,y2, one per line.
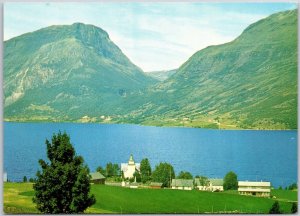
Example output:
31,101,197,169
269,201,282,214
288,183,297,190
291,202,297,214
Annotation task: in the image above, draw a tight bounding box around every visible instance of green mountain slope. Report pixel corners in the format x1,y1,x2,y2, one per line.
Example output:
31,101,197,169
4,10,297,129
125,9,297,129
147,69,177,81
4,23,157,122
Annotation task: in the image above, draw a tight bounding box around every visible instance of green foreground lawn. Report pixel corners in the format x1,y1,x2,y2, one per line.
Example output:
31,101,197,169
3,182,297,214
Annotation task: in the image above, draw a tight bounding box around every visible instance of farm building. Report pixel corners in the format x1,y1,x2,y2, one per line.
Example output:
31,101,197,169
90,172,106,184
171,179,194,190
238,181,271,197
150,182,163,189
121,154,140,179
195,178,224,192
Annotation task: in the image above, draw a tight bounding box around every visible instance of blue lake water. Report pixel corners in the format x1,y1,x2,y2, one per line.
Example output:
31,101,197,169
4,122,297,188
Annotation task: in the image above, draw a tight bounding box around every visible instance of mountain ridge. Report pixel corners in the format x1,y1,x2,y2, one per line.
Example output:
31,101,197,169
4,9,297,129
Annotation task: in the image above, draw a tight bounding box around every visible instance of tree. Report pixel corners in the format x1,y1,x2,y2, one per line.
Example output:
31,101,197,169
151,162,175,188
196,176,209,186
177,171,193,179
105,163,120,177
23,176,27,182
291,202,297,213
288,183,297,190
140,158,152,183
96,166,105,176
223,171,238,190
269,201,282,214
133,171,141,183
33,132,95,213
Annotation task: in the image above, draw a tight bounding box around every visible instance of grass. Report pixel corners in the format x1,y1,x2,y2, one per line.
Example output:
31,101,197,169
3,182,39,214
3,182,297,214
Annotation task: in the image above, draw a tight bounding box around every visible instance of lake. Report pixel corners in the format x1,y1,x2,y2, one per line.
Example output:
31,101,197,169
4,122,297,188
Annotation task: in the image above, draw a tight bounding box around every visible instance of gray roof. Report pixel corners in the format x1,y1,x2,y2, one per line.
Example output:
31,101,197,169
90,172,105,180
171,179,194,187
208,178,223,186
150,182,163,187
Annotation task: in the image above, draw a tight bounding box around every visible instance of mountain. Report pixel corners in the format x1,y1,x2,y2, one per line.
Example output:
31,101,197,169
4,23,157,122
147,69,177,81
4,10,297,129
125,9,297,129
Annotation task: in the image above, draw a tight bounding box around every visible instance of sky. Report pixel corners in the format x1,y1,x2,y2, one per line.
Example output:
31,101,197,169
4,2,297,72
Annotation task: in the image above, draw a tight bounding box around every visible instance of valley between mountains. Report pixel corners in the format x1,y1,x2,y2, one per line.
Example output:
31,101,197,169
4,9,297,129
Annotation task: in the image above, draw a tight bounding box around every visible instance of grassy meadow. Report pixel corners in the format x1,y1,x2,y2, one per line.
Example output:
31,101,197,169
3,182,297,214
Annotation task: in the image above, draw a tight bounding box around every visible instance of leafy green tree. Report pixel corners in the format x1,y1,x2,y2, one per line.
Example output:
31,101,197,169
96,166,105,176
177,171,193,179
140,158,152,183
112,163,120,176
29,178,35,183
105,163,120,177
223,171,238,190
288,183,297,190
151,162,175,187
196,176,209,186
291,202,297,213
133,171,141,183
33,132,95,213
23,176,27,182
269,201,282,214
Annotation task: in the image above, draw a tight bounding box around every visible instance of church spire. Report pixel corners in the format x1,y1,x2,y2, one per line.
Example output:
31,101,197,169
128,154,135,165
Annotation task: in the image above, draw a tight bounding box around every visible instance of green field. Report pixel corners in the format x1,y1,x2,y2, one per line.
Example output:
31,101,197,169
3,182,297,214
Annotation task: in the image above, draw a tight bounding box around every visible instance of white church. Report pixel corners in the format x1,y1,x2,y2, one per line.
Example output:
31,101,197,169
121,154,140,179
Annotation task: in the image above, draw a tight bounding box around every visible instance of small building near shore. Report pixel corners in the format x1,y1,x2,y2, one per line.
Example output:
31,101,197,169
90,172,106,184
3,172,7,182
238,181,271,197
208,179,224,192
171,179,194,190
150,182,163,189
195,178,223,192
121,154,140,179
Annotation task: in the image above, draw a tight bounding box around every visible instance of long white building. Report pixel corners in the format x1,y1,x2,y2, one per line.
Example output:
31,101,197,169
238,181,271,197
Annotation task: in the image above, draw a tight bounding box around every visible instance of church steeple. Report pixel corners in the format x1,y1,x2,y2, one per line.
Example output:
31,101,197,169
128,154,135,165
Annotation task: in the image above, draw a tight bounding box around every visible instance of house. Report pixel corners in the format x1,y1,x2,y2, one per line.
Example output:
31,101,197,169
121,154,140,179
238,181,271,197
90,172,106,184
171,179,194,190
195,178,224,191
3,172,7,182
194,177,209,190
150,182,163,189
208,179,224,192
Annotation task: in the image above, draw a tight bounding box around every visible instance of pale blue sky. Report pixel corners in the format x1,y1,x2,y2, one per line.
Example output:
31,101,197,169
4,2,297,71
